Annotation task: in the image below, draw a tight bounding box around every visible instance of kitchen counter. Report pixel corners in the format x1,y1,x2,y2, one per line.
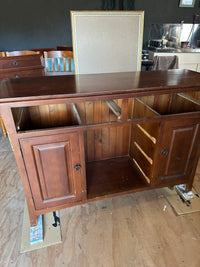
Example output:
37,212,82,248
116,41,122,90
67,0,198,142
149,48,200,53
148,50,200,72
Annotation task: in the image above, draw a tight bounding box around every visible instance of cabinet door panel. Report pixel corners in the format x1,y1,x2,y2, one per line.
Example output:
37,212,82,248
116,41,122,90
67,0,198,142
164,126,196,176
33,142,73,200
20,132,85,210
154,117,200,185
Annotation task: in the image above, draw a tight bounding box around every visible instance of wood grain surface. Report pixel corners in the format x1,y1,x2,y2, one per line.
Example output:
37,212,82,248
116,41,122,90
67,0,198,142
1,70,200,104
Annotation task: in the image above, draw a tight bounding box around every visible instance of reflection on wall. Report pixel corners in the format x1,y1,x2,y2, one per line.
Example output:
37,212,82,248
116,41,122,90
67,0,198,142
148,24,200,49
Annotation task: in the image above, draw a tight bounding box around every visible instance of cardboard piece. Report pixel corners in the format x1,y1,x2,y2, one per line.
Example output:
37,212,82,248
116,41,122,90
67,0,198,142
162,187,200,215
30,215,43,244
21,202,62,253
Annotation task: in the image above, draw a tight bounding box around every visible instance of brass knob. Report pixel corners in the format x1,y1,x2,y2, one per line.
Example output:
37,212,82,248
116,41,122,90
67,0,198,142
74,164,81,171
13,60,18,66
162,149,168,156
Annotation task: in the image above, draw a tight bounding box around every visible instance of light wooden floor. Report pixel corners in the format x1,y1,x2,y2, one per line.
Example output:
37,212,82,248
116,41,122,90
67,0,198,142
0,128,200,267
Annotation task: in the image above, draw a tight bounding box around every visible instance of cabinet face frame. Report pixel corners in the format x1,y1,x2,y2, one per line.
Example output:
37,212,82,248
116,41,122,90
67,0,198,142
71,11,144,74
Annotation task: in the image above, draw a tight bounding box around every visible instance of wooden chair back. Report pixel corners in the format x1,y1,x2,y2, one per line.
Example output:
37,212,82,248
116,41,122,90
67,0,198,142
29,48,55,57
5,50,40,56
44,51,74,72
0,52,6,57
57,46,73,51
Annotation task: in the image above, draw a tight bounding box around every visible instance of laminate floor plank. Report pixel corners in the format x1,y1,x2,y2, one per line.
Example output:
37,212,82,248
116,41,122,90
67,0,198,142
0,133,12,152
0,130,200,267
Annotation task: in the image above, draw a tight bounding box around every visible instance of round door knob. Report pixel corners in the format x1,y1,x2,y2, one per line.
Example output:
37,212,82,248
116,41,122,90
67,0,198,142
74,164,81,171
162,149,168,156
13,60,18,66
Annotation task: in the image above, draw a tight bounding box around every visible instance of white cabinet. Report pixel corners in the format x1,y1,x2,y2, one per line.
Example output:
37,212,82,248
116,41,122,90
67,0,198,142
148,51,200,72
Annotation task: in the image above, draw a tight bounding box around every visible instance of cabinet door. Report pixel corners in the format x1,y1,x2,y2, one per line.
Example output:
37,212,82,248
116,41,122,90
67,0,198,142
20,132,86,210
154,117,200,186
179,63,198,72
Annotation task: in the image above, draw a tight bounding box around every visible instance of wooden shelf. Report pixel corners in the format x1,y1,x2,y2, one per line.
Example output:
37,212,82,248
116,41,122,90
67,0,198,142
86,156,149,199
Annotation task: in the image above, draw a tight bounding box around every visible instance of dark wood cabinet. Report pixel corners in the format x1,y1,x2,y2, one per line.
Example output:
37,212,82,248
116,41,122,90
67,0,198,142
19,132,86,210
0,70,199,226
0,54,44,80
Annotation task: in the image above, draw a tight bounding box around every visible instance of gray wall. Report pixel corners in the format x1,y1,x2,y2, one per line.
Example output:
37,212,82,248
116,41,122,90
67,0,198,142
0,0,200,51
0,0,102,51
135,0,200,48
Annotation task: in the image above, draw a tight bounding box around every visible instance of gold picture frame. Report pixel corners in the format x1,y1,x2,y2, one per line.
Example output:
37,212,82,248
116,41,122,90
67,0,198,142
71,11,144,74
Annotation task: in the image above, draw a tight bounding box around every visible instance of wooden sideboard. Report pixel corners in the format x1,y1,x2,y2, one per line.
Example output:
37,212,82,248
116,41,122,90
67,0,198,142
0,54,44,80
0,70,200,226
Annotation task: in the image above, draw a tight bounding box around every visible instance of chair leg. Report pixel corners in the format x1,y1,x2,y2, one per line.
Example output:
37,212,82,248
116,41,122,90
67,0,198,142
0,117,7,137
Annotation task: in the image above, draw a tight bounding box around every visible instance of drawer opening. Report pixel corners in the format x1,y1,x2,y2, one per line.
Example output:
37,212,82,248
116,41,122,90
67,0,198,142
11,98,131,132
12,103,83,132
137,92,200,115
132,98,160,119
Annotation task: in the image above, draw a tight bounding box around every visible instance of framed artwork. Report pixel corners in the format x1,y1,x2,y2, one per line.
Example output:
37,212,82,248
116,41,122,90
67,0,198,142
71,11,144,74
179,0,196,7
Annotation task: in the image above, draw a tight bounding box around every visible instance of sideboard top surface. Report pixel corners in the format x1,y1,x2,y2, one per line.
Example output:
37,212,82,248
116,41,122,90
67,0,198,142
0,69,200,104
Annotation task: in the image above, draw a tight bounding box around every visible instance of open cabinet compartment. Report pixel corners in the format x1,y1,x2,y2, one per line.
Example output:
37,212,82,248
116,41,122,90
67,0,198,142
85,99,161,199
11,98,127,132
11,103,83,132
136,92,200,116
85,92,200,199
85,122,160,199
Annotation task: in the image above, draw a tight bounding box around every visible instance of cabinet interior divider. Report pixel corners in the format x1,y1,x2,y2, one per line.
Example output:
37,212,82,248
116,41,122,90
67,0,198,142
105,100,121,119
72,103,83,125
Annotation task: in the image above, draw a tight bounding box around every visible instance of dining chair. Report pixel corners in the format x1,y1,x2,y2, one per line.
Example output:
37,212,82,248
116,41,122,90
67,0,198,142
44,51,74,72
5,50,40,56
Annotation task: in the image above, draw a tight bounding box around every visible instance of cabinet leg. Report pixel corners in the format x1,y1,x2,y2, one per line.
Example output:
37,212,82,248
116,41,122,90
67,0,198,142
185,183,193,192
29,214,38,227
